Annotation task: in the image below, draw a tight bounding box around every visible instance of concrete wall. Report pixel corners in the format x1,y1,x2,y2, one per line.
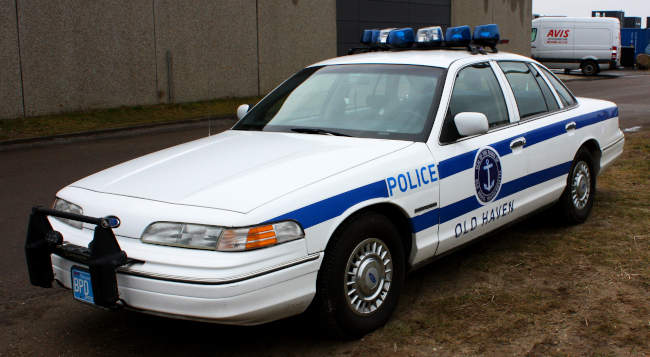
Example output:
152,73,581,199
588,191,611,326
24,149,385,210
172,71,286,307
1,0,336,119
258,0,337,93
0,0,23,119
451,0,531,56
17,0,157,117
154,0,258,103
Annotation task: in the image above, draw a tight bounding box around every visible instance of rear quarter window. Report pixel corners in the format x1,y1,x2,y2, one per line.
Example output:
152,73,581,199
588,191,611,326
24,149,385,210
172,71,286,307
537,65,577,107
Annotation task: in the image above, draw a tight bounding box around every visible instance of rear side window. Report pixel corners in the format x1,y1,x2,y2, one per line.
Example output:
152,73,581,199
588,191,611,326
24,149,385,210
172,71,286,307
440,63,509,143
528,63,559,112
537,65,577,107
498,61,548,119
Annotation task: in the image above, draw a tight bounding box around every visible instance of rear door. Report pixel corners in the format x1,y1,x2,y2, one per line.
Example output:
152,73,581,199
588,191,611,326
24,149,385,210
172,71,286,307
428,60,529,255
574,25,611,62
494,60,571,214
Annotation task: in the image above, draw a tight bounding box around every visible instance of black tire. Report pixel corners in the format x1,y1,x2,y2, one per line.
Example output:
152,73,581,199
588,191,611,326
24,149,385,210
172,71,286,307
581,60,599,76
314,211,405,338
558,147,596,224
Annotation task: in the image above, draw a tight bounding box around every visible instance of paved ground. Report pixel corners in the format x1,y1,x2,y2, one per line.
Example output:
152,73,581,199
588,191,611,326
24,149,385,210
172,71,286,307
565,72,649,128
0,71,647,356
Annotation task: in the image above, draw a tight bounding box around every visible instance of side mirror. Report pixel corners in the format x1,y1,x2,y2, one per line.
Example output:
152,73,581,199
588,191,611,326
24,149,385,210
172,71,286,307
236,104,250,120
454,112,489,137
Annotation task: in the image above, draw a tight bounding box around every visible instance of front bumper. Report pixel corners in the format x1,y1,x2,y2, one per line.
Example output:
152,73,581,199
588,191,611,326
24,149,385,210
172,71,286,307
25,207,321,325
52,252,321,325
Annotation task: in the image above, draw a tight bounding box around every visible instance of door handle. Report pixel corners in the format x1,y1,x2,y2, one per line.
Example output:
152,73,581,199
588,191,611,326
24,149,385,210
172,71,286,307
510,137,526,149
565,121,577,131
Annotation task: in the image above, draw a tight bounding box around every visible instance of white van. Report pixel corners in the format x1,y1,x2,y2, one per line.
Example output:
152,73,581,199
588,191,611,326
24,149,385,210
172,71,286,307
531,17,620,75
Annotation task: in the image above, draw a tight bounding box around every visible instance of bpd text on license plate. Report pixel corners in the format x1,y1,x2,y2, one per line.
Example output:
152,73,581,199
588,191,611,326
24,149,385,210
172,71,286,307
71,267,95,304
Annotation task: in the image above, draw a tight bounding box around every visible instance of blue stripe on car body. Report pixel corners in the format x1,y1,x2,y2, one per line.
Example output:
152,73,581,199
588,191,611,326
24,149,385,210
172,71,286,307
268,180,388,229
271,160,572,233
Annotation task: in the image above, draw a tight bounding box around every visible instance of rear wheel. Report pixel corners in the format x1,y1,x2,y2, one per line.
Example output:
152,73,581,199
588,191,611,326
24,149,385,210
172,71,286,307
558,147,596,224
581,60,599,76
315,211,405,338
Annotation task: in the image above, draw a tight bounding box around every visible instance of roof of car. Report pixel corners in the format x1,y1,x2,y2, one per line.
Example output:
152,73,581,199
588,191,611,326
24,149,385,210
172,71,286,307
312,49,532,69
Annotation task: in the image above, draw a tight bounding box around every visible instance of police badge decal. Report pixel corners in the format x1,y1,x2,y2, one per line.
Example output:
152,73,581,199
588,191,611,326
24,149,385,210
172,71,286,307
474,148,502,203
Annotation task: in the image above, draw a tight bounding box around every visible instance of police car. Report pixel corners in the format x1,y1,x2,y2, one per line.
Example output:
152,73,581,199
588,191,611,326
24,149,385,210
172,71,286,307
25,24,624,337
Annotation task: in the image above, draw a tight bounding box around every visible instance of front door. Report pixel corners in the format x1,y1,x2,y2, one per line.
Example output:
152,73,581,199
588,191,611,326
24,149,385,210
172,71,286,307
428,61,529,255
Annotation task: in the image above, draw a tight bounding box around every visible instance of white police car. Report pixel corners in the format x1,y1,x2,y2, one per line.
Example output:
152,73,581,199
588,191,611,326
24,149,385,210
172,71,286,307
25,25,624,337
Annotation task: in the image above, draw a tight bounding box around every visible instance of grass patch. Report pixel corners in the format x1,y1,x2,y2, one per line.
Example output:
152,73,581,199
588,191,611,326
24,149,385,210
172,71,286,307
0,96,262,142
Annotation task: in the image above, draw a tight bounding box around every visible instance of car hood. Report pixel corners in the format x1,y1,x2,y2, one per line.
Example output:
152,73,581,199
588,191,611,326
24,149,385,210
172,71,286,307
71,130,412,213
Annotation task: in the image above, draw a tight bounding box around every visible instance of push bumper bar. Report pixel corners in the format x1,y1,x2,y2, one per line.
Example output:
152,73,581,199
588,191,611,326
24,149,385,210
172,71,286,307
24,207,136,309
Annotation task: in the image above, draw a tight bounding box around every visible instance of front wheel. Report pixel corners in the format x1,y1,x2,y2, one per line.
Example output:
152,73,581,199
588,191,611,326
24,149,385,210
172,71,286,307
315,211,405,338
558,148,596,224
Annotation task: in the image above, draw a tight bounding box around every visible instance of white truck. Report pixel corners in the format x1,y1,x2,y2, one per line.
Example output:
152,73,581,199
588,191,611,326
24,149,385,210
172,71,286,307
531,17,621,75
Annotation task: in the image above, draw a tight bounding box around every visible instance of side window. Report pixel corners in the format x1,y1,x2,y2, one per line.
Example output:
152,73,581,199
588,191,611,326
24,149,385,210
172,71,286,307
498,61,548,119
537,65,577,107
440,63,509,143
528,63,559,112
531,28,537,42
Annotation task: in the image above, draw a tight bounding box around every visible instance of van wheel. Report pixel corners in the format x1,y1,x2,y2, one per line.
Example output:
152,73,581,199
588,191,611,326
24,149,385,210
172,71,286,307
315,211,405,338
581,60,599,76
558,147,596,224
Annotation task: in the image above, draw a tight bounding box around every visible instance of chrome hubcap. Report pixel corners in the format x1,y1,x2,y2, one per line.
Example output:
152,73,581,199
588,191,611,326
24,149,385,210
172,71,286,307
571,161,591,210
344,238,393,315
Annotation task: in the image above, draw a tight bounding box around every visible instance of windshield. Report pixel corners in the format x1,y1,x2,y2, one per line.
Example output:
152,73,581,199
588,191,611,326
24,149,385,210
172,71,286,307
233,64,445,141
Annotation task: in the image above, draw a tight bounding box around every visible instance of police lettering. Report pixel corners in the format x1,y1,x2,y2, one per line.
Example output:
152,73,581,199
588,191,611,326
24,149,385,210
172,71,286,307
386,164,437,196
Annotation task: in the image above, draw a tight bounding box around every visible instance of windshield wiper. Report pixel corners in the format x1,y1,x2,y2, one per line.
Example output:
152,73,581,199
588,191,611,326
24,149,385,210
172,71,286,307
289,128,350,137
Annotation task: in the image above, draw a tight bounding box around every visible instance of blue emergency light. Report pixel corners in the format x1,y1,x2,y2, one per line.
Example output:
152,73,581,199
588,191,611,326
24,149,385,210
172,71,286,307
473,24,500,47
445,25,471,47
361,29,379,45
387,28,415,48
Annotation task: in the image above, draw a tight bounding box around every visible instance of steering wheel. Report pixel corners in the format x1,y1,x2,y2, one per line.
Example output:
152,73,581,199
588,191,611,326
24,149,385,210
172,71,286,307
390,109,427,131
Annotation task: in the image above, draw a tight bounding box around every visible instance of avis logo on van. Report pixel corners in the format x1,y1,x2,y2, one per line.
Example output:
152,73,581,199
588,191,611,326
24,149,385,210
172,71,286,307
546,29,570,38
545,29,570,44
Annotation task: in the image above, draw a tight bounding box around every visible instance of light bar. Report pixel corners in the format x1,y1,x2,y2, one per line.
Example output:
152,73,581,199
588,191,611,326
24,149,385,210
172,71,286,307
473,24,500,47
445,25,471,47
416,26,444,47
387,28,415,48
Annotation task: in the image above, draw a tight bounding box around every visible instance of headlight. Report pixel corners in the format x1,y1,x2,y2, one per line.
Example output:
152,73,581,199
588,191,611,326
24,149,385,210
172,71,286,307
52,198,84,229
141,221,304,251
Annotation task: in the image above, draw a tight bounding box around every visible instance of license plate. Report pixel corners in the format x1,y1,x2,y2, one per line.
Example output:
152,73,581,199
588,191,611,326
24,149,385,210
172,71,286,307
71,267,94,304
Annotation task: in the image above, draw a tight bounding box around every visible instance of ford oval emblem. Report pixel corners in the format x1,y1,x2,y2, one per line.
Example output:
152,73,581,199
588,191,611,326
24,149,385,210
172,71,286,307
368,272,377,284
103,216,121,228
